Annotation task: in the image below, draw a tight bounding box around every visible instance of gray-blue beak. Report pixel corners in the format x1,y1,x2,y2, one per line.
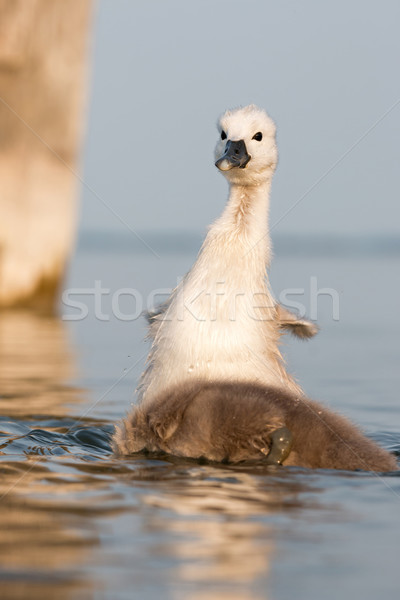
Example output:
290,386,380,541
215,139,251,171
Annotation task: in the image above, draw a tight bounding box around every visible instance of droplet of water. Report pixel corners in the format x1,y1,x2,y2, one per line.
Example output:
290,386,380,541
188,365,194,373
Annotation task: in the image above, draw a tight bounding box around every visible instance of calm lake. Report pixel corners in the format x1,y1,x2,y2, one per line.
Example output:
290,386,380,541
1,232,399,600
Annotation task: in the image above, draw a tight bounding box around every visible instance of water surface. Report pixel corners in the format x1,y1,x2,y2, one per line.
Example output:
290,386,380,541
1,233,399,599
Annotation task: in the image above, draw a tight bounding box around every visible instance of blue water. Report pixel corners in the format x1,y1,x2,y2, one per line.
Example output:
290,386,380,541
0,233,399,599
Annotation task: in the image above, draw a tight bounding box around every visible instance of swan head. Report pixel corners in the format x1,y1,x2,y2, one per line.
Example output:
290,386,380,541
215,105,277,185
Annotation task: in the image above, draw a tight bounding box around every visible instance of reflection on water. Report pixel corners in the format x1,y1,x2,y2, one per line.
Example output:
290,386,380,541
0,311,83,417
0,500,95,600
0,311,96,598
0,435,324,600
140,463,321,600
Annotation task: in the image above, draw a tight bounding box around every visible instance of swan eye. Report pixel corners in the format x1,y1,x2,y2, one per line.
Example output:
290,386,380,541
252,132,263,141
221,130,227,140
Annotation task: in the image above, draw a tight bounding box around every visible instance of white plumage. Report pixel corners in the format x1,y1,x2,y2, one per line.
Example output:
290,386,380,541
139,105,302,407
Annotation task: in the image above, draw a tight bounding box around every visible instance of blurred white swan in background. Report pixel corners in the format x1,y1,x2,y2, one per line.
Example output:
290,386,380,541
0,0,92,308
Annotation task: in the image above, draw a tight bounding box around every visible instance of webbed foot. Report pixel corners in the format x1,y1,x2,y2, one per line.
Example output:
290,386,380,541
265,426,293,465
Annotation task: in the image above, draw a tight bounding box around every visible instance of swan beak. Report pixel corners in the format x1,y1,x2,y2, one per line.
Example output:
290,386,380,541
215,139,251,171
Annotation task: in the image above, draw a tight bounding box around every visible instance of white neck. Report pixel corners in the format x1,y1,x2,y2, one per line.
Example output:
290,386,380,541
200,178,273,278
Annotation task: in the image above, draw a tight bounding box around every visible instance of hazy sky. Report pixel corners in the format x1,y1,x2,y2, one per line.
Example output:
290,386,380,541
79,0,400,237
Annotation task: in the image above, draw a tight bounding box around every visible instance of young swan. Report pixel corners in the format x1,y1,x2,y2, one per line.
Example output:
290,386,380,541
113,105,397,472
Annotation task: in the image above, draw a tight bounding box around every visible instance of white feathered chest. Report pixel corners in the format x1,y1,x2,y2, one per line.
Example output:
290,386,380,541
139,207,294,405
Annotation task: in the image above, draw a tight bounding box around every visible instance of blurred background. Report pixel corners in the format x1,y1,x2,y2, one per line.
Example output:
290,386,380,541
81,0,400,239
1,0,400,307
